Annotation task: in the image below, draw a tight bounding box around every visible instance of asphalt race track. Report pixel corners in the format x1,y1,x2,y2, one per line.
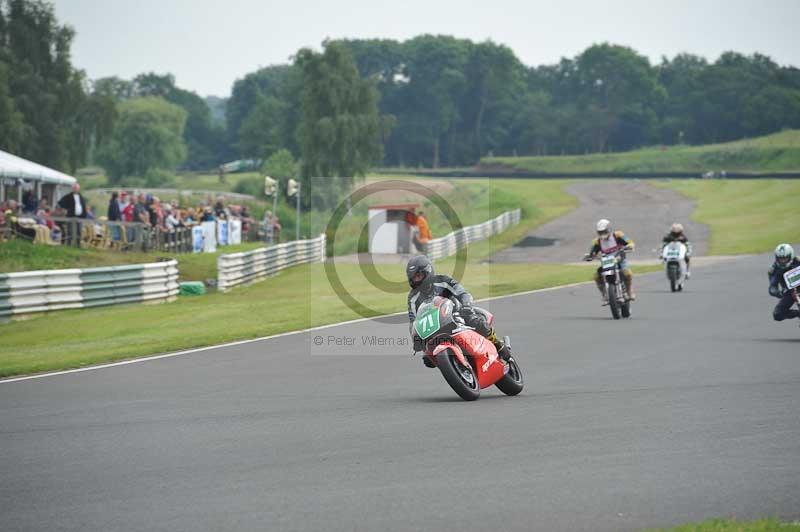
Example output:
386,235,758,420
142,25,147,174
2,253,799,532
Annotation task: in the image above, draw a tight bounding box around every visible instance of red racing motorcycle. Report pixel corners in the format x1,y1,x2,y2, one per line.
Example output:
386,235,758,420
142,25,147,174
413,295,524,401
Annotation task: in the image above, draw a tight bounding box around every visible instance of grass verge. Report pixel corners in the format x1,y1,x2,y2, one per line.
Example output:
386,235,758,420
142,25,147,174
644,518,800,531
657,179,800,255
482,130,800,173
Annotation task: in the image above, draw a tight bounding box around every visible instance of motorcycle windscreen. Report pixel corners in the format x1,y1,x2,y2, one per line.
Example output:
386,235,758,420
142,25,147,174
664,243,685,260
600,255,617,270
784,266,800,290
452,330,506,389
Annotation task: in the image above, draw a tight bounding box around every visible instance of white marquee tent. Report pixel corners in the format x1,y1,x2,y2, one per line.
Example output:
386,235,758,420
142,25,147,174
0,149,77,205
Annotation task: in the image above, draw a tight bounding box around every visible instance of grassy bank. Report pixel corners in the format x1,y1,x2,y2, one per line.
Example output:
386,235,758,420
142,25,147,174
659,179,800,254
645,518,800,531
77,169,262,194
482,130,800,174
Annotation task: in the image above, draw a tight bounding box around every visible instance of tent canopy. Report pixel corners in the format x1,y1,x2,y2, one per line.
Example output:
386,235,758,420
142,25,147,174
0,150,77,186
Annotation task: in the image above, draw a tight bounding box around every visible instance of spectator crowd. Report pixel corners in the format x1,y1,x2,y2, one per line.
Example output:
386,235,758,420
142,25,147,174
1,182,283,249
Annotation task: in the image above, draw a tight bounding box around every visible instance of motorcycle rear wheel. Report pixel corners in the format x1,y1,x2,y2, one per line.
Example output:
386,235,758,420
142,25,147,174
495,357,524,396
437,350,480,401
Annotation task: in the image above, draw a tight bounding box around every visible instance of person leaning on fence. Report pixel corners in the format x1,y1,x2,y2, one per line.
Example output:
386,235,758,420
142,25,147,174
57,183,87,218
412,211,432,253
200,206,215,222
57,183,88,246
107,192,121,222
164,204,181,231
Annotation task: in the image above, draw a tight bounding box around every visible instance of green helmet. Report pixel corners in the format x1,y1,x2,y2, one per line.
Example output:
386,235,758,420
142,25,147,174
775,243,795,266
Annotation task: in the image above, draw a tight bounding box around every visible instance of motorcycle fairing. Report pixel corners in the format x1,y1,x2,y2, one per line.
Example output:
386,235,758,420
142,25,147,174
452,329,506,388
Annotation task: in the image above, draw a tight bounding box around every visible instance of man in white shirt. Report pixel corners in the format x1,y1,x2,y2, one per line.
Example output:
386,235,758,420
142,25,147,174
57,183,87,219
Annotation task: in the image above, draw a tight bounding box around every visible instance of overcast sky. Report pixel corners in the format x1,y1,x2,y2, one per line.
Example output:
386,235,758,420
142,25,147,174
53,0,800,98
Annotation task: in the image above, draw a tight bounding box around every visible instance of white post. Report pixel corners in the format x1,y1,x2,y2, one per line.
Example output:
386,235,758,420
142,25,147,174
295,182,301,242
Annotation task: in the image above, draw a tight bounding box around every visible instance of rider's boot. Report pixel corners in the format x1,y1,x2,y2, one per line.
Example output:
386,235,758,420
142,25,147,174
623,270,636,301
596,278,609,306
487,329,512,362
685,257,691,279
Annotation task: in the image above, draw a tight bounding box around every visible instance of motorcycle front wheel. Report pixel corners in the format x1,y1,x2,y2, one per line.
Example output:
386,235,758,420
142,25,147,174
607,283,621,320
437,349,480,401
668,263,679,292
495,357,524,396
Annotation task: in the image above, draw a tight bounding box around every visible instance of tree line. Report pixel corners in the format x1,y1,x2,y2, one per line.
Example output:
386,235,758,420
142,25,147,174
2,0,800,184
234,36,800,168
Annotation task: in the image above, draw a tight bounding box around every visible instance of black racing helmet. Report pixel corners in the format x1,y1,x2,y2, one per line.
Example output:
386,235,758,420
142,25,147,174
406,255,434,289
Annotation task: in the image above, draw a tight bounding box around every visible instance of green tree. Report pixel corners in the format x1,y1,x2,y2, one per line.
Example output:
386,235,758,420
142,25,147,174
571,43,665,152
226,64,302,159
2,0,88,170
295,41,388,209
133,72,228,169
93,76,135,100
261,148,297,180
463,40,525,161
0,60,25,153
97,97,187,184
402,35,469,167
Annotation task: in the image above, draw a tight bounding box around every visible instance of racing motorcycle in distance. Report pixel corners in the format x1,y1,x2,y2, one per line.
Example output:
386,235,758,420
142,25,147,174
584,248,633,320
661,241,690,292
412,295,524,401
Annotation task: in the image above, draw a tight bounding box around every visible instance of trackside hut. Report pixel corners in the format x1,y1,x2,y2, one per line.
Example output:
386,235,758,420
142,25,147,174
0,150,77,206
368,203,419,254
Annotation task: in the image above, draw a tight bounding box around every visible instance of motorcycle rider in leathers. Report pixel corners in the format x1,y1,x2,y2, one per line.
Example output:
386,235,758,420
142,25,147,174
768,243,800,323
585,219,636,304
406,255,511,367
662,222,692,278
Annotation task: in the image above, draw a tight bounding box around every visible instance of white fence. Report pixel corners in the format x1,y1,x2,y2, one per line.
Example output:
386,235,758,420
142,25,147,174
425,209,521,260
0,260,179,318
217,234,326,292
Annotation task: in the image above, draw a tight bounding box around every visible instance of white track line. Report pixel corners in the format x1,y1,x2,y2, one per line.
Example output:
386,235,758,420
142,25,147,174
0,280,593,385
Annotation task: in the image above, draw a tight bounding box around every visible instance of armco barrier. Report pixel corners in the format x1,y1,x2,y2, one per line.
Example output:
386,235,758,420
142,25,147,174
425,209,521,260
217,234,326,292
0,260,179,318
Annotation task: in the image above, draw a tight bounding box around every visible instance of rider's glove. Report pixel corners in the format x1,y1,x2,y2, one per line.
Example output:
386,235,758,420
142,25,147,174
413,336,425,352
459,305,475,320
769,284,784,298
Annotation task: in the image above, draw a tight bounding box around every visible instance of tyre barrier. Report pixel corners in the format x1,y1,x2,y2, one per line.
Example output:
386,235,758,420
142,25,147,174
0,260,179,318
425,209,521,260
217,234,326,292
